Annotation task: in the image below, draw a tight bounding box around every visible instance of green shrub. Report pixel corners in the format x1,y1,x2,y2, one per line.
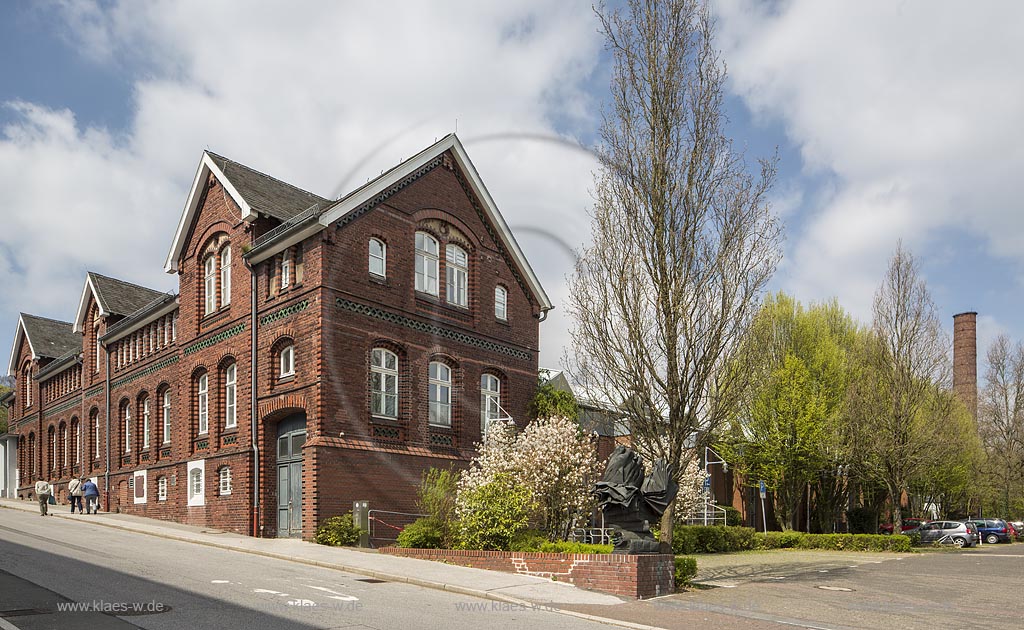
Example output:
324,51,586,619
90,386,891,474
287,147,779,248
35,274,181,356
755,531,803,549
723,506,742,527
754,532,911,552
456,475,535,551
314,513,363,547
510,529,549,552
397,517,445,549
674,556,698,589
537,541,613,554
416,468,459,547
672,525,757,554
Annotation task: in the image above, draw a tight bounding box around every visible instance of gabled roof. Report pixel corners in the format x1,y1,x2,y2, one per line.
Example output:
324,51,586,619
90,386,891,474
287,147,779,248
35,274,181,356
164,151,329,272
318,134,552,311
7,313,79,376
73,272,166,333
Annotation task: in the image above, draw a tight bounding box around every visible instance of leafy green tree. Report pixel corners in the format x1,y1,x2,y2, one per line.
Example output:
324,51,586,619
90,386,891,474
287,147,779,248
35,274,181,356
0,383,10,434
528,380,580,421
456,474,535,551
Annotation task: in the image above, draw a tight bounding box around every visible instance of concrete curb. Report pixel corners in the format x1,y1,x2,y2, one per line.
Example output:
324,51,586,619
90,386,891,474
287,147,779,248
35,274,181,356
0,502,666,630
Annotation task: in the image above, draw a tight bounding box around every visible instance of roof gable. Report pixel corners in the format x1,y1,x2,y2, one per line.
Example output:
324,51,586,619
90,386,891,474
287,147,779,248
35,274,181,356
318,134,552,311
73,273,165,333
165,151,328,273
7,313,78,376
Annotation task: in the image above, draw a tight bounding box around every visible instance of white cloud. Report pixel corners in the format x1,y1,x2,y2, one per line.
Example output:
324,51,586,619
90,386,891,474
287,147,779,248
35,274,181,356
716,0,1024,331
1,0,604,366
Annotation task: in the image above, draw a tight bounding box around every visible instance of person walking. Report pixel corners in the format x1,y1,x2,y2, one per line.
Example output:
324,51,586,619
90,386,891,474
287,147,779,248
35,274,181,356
35,477,51,516
82,477,100,514
68,476,84,514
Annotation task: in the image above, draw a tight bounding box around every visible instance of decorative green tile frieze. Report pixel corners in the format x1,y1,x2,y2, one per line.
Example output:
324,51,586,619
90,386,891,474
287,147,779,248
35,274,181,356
183,323,246,356
260,299,310,326
111,355,181,389
85,384,104,398
336,297,532,361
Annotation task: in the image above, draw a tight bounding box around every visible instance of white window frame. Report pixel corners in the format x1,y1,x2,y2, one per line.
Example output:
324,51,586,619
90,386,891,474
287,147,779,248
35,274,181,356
187,460,205,507
415,232,439,296
446,244,468,307
281,249,292,289
162,391,171,444
279,345,295,378
428,362,452,427
95,333,101,372
219,467,232,495
197,374,209,435
369,238,386,277
370,348,399,419
124,405,132,453
204,255,217,315
225,364,237,428
93,414,100,459
75,422,81,464
142,398,150,448
158,476,167,501
481,374,501,433
220,246,232,306
495,285,508,321
61,425,67,469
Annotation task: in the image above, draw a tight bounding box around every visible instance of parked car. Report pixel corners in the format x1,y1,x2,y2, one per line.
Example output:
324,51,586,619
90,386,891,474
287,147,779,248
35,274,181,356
915,521,975,547
968,519,1012,544
1009,521,1023,540
879,517,927,534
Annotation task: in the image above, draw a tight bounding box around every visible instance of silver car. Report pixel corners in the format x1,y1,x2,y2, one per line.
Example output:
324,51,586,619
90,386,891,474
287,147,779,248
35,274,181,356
916,521,975,547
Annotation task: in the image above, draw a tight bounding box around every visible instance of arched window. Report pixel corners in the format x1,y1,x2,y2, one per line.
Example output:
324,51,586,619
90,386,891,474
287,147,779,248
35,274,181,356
279,345,295,378
370,348,398,418
59,422,68,471
157,476,168,501
415,232,439,296
28,432,36,475
23,362,32,409
197,374,209,435
91,409,100,462
369,238,386,277
220,246,232,306
72,419,81,465
162,390,172,443
281,249,293,289
446,244,468,307
121,403,132,453
494,286,508,321
204,255,217,315
428,362,451,427
188,466,204,506
49,426,56,471
224,363,237,428
481,374,502,432
142,397,150,449
219,467,232,495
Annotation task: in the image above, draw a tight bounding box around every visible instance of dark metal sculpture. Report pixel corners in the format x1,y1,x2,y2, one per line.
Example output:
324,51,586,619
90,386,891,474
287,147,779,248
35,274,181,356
593,445,678,554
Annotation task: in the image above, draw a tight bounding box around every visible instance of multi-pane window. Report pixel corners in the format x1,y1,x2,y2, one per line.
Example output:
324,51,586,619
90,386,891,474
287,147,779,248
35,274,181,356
142,397,150,449
204,256,217,315
162,391,171,443
415,232,439,295
197,374,209,434
158,476,167,501
92,412,100,460
481,374,501,433
369,238,386,277
446,244,468,307
495,286,508,321
94,333,101,372
225,364,237,428
281,249,292,289
220,246,232,306
123,404,132,453
219,467,232,495
370,348,398,418
74,421,81,464
428,362,451,427
190,469,203,499
279,345,295,378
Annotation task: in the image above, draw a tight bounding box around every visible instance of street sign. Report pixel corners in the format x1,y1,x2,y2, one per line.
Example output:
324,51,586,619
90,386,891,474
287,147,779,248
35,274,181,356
759,480,766,499
703,476,711,490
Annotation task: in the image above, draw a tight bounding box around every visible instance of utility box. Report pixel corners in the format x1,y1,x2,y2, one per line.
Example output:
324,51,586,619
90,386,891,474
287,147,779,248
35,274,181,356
353,501,370,547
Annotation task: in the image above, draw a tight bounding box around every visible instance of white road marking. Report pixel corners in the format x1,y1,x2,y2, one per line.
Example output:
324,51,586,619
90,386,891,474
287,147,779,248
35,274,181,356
817,586,853,592
304,585,360,601
253,589,289,596
211,580,230,584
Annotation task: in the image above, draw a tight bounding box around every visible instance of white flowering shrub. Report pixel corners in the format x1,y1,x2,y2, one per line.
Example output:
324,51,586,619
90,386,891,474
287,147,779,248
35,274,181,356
674,456,705,522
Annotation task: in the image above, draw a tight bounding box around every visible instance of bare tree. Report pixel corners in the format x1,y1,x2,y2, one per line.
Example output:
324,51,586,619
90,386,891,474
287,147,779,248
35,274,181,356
566,0,781,544
847,244,953,531
979,335,1024,515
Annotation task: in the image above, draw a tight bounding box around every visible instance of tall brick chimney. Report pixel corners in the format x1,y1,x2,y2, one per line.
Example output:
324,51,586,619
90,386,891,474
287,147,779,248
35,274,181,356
952,311,978,420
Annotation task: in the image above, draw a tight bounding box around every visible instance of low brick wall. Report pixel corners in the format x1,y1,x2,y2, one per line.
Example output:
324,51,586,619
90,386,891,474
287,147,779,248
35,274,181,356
379,548,674,599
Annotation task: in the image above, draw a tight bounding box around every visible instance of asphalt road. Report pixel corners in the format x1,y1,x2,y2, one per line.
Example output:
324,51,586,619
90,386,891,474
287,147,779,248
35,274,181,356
0,509,612,630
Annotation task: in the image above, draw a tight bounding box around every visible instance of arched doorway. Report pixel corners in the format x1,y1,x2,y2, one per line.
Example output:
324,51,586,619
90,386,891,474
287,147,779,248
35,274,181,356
276,414,306,538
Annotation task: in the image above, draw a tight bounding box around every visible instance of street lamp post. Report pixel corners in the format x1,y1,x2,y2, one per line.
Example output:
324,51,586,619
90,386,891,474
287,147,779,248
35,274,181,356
703,446,728,526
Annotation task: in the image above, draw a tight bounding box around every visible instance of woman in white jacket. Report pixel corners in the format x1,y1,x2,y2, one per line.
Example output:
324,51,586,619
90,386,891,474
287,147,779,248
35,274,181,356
68,476,84,514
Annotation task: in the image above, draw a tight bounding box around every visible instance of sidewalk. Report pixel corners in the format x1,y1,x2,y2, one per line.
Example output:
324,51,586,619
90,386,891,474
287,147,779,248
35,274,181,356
0,498,661,630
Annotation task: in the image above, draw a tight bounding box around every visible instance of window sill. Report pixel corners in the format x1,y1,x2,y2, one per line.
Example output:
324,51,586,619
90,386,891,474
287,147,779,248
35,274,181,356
370,415,401,426
201,309,231,327
369,273,388,285
277,374,296,384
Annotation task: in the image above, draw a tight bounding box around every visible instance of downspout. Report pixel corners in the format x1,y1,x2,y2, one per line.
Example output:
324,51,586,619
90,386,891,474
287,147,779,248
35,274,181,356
247,258,260,536
104,342,110,513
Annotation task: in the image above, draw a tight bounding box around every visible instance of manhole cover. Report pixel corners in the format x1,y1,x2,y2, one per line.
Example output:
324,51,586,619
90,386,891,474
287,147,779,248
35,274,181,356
355,578,387,584
817,586,853,592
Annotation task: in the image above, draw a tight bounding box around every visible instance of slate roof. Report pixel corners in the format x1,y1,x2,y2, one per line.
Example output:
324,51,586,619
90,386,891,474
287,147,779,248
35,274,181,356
206,151,329,222
89,273,166,318
20,314,79,360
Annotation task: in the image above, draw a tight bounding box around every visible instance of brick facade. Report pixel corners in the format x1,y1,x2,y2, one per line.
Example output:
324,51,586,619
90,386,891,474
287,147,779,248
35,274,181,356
4,135,549,540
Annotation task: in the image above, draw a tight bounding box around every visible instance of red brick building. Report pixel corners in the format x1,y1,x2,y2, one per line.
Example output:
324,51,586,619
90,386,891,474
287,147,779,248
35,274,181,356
3,135,551,539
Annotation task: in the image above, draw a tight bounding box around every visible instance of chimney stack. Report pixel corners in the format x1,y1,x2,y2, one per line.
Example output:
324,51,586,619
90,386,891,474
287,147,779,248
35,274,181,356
952,312,978,420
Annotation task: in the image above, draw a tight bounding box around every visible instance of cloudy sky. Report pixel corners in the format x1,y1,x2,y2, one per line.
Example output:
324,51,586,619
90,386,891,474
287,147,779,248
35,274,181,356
2,0,1022,376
